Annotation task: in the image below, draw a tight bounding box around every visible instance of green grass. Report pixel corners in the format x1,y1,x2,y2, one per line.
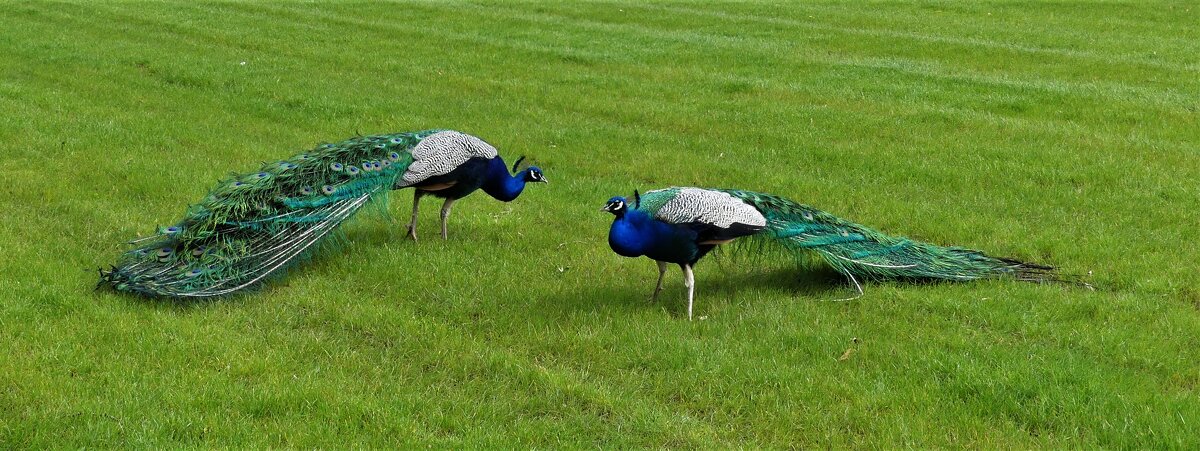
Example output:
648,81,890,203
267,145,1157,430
2,1,1198,447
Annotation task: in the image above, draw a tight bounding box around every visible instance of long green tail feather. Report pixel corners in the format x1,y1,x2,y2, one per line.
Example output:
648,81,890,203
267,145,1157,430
719,189,1079,286
99,130,440,298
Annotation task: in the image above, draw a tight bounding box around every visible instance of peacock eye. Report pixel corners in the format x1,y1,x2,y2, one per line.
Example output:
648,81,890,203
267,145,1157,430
347,166,360,175
389,152,400,161
330,162,344,171
186,268,203,277
361,162,372,172
155,247,173,261
390,138,402,144
322,185,336,195
191,246,206,257
256,172,269,179
164,226,181,234
300,187,314,195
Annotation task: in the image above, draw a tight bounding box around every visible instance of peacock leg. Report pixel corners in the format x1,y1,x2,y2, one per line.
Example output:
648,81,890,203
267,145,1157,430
439,198,456,240
650,260,668,301
682,264,695,320
407,191,424,241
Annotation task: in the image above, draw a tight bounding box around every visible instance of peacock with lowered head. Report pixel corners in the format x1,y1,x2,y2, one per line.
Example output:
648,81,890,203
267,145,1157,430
99,130,546,299
603,186,1085,319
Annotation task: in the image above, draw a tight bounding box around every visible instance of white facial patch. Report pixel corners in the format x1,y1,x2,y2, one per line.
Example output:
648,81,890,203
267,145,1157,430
399,131,499,186
653,188,766,228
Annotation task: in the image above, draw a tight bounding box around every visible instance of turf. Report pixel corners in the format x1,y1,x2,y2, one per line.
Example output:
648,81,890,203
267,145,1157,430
1,1,1198,447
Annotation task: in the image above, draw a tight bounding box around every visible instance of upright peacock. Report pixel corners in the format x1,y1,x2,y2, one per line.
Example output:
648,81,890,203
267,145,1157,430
100,130,546,298
603,187,1080,319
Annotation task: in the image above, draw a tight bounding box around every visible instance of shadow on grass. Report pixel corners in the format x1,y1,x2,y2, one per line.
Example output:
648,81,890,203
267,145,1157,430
538,264,858,319
90,241,357,312
93,278,257,312
89,217,505,311
710,264,856,299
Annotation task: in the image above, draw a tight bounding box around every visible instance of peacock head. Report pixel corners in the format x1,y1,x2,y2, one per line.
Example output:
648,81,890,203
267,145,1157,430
524,166,548,184
511,156,548,184
601,196,628,215
603,190,642,216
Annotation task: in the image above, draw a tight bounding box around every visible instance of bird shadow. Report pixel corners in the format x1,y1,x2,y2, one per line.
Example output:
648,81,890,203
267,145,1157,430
92,216,504,311
709,264,855,299
93,281,254,312
91,235,357,312
539,263,858,319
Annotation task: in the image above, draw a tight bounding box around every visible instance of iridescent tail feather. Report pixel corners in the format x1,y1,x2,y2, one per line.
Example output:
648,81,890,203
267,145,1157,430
720,189,1090,290
99,131,438,298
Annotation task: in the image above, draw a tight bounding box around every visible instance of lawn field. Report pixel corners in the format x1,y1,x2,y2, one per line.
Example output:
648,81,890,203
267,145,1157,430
1,1,1198,447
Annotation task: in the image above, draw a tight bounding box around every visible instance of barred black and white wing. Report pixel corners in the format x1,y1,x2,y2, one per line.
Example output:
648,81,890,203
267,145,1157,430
640,187,767,242
396,131,498,188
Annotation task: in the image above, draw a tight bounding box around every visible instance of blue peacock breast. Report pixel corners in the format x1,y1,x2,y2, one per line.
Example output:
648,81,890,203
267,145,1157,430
608,219,647,258
609,216,699,264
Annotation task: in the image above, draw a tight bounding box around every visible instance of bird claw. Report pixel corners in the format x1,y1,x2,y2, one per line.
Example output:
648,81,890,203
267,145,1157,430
406,224,418,241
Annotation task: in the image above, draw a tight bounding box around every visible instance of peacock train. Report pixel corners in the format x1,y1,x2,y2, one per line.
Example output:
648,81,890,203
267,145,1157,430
99,130,546,299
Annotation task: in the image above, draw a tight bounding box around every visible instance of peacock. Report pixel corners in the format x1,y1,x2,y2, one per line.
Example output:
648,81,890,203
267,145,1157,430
99,130,546,298
603,187,1080,320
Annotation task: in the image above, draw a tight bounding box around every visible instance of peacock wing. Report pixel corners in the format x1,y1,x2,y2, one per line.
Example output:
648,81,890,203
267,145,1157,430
396,131,499,188
642,187,767,241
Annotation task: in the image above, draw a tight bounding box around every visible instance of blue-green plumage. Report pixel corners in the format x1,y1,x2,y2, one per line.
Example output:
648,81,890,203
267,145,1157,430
100,130,546,299
604,186,1080,319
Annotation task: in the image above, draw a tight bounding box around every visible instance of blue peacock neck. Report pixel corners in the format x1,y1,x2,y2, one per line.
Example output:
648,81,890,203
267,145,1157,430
481,157,525,202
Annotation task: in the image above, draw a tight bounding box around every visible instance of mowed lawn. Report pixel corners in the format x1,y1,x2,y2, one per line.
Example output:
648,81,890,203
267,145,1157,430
1,1,1197,447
